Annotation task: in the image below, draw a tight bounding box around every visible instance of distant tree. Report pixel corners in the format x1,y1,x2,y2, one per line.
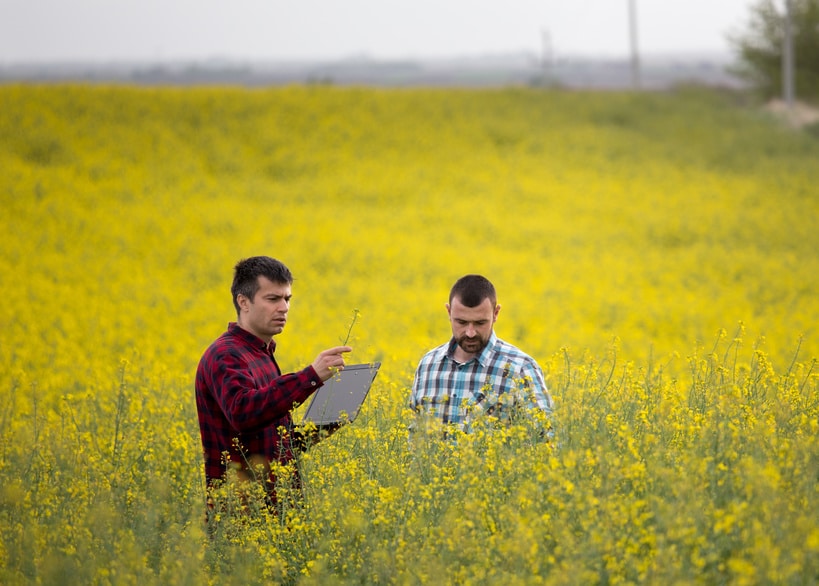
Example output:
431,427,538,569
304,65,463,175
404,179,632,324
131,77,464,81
728,0,819,102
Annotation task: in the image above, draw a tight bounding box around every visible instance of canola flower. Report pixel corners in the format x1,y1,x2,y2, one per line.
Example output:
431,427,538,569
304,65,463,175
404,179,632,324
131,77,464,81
0,84,818,584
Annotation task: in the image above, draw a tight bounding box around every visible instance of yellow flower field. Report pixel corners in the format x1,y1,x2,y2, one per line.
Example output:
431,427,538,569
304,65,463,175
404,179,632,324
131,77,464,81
1,84,817,584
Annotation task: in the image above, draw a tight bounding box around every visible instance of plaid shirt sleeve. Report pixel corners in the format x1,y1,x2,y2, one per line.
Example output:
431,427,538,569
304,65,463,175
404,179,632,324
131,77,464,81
198,336,321,433
471,355,552,413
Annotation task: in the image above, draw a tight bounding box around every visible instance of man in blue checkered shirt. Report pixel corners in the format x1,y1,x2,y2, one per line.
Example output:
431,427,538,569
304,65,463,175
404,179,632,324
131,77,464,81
409,274,554,434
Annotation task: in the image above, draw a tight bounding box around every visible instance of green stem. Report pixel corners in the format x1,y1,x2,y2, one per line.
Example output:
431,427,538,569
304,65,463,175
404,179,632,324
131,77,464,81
342,308,360,346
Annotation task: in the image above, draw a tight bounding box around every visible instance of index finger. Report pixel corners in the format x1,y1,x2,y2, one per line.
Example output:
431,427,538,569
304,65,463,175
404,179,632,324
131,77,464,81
325,346,353,355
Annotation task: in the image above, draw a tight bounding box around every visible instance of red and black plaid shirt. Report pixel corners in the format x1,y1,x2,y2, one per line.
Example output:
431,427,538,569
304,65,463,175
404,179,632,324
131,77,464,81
195,322,322,500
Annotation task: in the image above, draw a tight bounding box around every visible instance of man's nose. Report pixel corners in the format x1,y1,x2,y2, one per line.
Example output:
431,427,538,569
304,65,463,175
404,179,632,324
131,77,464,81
466,324,476,336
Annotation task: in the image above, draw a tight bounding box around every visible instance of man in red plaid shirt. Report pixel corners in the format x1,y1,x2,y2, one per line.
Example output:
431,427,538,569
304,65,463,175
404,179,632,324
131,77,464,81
195,256,351,512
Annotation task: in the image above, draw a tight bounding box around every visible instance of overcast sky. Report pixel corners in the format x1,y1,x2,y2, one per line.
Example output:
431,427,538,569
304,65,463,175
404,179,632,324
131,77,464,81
1,0,761,64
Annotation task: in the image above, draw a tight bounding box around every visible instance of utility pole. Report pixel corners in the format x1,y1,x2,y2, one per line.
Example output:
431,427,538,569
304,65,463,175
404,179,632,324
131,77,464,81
628,0,641,89
541,28,554,72
782,0,795,107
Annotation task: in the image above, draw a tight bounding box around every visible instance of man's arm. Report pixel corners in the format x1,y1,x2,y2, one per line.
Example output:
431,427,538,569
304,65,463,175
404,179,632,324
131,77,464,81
409,353,437,414
206,345,352,433
292,421,341,452
210,351,322,432
519,360,554,414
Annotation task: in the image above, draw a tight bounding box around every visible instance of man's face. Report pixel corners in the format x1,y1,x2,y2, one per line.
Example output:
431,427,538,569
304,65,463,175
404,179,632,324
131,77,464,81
447,295,499,357
237,276,292,342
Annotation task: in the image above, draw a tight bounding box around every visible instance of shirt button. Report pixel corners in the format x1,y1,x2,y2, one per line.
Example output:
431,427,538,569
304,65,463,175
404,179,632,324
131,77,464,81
311,381,317,386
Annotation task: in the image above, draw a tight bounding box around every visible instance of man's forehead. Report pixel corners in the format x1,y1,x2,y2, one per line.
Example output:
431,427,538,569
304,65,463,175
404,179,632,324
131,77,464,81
450,296,495,317
256,276,292,295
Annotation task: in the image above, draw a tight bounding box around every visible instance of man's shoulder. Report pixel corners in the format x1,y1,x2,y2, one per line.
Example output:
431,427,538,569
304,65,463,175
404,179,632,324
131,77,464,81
203,328,235,351
416,340,450,365
199,328,248,363
491,337,540,366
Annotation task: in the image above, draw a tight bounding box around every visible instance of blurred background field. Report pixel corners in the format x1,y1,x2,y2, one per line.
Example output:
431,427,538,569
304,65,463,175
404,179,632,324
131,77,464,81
3,85,817,372
1,84,818,583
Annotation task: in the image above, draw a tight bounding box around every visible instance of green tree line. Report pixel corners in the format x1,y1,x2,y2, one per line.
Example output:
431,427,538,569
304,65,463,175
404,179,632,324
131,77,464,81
730,0,819,101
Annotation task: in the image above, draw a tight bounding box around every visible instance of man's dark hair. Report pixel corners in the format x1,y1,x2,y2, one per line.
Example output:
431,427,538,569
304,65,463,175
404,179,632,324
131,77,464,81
231,256,293,314
449,274,497,308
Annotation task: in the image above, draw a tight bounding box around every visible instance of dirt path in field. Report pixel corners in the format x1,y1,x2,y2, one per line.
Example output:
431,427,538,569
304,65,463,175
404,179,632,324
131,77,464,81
765,99,819,129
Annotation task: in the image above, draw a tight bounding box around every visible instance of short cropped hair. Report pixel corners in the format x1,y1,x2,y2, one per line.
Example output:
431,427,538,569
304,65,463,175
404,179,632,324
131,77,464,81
231,256,293,315
449,274,497,308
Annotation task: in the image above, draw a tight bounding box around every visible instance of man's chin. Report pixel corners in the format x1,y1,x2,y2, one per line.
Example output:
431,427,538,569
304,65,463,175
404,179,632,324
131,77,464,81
459,341,483,353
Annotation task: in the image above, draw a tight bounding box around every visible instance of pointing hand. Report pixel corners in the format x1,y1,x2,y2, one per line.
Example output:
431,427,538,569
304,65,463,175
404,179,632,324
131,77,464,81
311,346,352,381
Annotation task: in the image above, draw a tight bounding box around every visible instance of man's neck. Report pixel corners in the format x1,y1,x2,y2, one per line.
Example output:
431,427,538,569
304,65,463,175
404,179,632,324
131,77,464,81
236,321,272,345
452,346,477,364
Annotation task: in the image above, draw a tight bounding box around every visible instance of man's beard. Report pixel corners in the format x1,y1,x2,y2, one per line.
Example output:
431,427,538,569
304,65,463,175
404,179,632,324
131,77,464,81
457,335,488,355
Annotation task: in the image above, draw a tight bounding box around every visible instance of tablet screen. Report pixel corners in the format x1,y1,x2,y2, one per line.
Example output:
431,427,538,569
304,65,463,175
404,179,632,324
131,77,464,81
301,362,381,426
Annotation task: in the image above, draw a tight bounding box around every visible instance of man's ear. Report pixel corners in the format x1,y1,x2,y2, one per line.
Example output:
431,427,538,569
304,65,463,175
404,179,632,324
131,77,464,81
493,303,501,321
445,303,451,317
237,294,251,312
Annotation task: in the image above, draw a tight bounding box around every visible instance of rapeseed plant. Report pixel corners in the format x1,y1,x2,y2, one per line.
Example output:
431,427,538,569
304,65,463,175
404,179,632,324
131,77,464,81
1,84,817,584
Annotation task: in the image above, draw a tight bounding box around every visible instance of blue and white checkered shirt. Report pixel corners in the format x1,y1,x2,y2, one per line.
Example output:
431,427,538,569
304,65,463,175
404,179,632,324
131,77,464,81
410,332,553,431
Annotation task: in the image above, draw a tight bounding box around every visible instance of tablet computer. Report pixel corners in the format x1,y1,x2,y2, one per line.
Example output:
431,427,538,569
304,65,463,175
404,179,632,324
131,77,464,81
301,362,381,426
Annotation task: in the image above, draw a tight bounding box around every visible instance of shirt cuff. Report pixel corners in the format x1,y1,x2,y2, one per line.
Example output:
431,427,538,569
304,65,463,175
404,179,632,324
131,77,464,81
304,365,324,389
